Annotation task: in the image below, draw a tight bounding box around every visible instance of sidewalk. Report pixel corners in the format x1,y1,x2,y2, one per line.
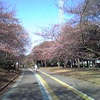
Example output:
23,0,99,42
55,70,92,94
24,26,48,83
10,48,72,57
39,68,100,100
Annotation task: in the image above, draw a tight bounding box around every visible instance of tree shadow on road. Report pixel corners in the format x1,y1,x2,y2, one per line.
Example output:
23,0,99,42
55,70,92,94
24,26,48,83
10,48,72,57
1,79,43,100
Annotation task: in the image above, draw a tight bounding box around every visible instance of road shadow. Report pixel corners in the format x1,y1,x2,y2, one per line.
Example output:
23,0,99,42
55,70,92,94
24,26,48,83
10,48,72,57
0,69,43,100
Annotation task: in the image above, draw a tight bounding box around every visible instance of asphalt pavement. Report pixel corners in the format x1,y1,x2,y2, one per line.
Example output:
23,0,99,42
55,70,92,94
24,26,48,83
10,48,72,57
0,68,43,100
39,68,100,100
0,67,100,100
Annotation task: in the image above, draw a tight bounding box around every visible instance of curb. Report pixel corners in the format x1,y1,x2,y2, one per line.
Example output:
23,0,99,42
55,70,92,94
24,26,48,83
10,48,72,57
0,72,20,92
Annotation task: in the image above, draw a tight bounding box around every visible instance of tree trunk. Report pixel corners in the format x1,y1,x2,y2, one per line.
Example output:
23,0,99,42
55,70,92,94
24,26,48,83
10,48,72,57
57,61,60,67
44,60,47,67
64,63,66,67
86,60,89,68
77,58,80,68
57,57,60,67
70,60,73,68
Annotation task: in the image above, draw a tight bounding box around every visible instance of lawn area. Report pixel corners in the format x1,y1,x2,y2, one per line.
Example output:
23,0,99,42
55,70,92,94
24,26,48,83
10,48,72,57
40,67,100,86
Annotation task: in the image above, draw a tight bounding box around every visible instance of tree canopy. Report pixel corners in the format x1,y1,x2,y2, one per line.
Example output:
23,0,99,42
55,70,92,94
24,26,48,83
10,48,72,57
0,1,30,63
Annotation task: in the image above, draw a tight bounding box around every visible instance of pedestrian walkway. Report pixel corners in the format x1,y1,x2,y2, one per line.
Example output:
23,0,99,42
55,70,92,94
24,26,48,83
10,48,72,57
1,68,100,100
0,68,43,100
39,69,100,100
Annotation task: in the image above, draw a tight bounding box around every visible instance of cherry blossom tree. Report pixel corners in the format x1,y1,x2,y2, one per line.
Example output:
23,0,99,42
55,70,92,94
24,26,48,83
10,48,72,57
30,0,100,68
31,41,56,67
0,1,30,67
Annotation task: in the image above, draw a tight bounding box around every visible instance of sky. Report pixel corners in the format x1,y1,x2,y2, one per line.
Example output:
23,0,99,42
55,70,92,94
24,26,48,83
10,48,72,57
4,0,59,46
3,0,71,54
13,0,58,31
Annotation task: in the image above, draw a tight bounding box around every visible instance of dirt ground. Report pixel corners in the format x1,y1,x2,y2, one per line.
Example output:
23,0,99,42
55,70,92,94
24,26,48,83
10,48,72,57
40,67,100,86
0,69,19,90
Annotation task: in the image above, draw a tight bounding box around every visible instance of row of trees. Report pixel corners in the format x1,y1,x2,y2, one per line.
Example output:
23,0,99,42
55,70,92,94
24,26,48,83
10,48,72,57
0,1,29,69
29,0,100,68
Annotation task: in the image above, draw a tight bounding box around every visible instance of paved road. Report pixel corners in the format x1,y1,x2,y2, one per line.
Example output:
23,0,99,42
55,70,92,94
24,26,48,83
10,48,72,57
0,67,100,100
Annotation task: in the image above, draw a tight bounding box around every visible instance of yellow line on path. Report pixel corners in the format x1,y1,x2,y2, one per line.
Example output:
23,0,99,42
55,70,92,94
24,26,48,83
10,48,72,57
37,74,59,100
39,70,94,100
